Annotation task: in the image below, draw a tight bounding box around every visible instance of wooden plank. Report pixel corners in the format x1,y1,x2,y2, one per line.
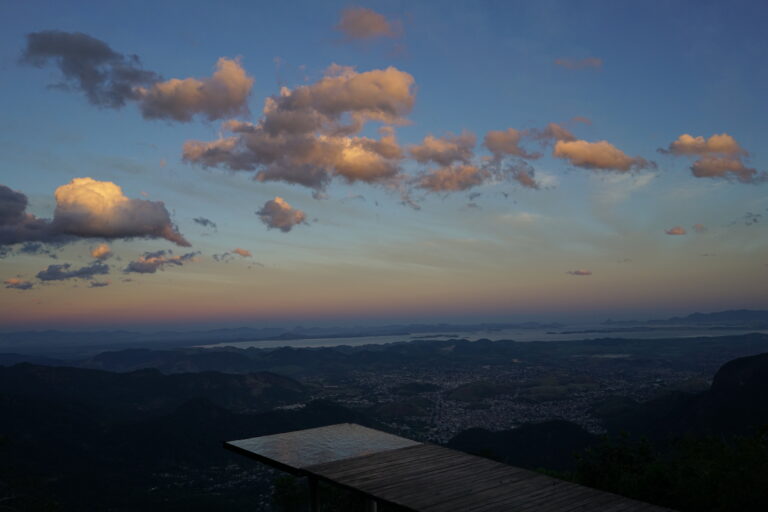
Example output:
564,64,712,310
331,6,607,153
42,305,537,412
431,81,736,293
227,425,675,512
369,464,536,509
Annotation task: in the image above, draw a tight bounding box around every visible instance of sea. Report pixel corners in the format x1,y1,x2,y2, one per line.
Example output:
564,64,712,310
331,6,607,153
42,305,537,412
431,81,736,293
198,325,768,350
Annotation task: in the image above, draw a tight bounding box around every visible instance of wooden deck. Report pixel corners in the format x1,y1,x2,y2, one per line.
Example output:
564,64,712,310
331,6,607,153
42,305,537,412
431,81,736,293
226,423,674,511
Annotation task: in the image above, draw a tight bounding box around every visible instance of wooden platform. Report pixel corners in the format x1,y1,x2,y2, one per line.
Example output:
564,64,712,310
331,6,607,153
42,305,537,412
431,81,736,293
226,423,674,511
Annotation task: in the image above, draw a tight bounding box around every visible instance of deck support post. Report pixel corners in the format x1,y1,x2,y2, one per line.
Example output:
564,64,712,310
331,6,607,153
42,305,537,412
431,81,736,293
308,476,318,512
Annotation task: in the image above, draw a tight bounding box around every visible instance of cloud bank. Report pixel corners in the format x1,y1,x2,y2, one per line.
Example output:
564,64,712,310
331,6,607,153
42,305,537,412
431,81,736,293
183,64,415,190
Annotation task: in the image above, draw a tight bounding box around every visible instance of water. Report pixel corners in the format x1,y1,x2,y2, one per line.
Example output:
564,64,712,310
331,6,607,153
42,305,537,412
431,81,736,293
198,325,768,350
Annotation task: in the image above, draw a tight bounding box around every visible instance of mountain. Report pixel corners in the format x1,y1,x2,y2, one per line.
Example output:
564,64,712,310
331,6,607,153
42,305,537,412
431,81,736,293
600,351,768,439
605,309,768,328
0,363,306,417
0,363,370,511
448,420,598,471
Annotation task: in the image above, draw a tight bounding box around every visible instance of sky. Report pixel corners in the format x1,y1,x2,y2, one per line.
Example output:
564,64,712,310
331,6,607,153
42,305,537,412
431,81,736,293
1,0,767,330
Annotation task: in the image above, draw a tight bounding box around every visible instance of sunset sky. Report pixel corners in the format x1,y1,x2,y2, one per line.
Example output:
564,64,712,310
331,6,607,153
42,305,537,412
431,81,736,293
1,1,766,330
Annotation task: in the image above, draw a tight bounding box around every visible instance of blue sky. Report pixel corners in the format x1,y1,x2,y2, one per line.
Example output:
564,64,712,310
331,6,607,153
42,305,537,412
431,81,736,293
1,1,766,329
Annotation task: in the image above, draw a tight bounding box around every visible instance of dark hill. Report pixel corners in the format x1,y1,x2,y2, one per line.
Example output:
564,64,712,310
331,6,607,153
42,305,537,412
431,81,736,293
0,363,306,418
448,420,598,471
601,351,768,439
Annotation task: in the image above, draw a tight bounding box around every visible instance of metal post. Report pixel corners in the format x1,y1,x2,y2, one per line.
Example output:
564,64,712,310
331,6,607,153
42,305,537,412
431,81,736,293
365,498,378,512
308,476,318,512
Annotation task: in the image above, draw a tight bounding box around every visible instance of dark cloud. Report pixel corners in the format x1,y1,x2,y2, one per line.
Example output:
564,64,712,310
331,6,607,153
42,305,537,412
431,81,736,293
17,242,59,258
123,250,199,274
566,269,593,276
36,261,109,281
20,30,159,108
89,280,110,288
4,278,33,290
193,217,217,229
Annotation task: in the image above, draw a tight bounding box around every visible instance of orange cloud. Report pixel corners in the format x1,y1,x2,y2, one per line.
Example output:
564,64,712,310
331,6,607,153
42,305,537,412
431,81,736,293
691,156,759,183
659,133,763,183
232,248,252,257
660,133,747,157
91,243,112,260
554,139,654,172
665,226,687,235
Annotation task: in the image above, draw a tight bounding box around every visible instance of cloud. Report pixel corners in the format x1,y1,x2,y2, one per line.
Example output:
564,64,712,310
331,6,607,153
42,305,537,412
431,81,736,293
659,133,746,157
193,217,217,229
417,164,489,192
335,7,397,40
665,226,687,235
510,162,541,189
183,65,414,190
17,242,59,258
0,184,56,246
554,57,603,70
123,250,199,274
566,269,593,276
232,248,252,257
89,280,110,288
52,178,189,246
4,277,33,290
20,30,159,108
554,139,654,172
484,128,540,159
690,156,760,183
136,58,254,122
530,122,577,145
90,243,112,260
659,133,763,183
36,261,109,281
257,197,306,232
692,223,707,233
0,180,188,247
410,132,476,166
